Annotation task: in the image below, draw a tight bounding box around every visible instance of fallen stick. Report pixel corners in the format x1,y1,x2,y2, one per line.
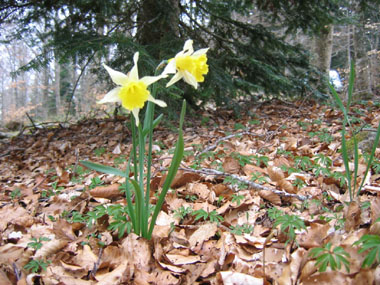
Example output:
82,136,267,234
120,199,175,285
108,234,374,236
178,166,311,201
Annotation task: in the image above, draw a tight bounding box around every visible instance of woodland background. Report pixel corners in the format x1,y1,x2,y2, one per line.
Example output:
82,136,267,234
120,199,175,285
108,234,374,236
0,0,379,126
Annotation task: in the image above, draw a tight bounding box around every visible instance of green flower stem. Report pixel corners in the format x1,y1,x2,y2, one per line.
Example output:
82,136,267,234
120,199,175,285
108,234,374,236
137,124,147,237
144,101,155,214
130,116,140,234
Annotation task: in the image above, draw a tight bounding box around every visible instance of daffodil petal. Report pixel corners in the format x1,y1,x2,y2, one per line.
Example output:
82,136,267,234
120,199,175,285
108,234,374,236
103,64,128,86
148,94,167,107
182,71,198,89
129,52,139,82
192,48,209,56
162,60,177,75
140,75,165,86
166,72,183,87
132,108,140,126
97,87,122,104
183,39,194,54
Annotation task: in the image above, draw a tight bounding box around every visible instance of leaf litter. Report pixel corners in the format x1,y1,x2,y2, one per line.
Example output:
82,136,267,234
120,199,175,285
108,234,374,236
0,100,380,284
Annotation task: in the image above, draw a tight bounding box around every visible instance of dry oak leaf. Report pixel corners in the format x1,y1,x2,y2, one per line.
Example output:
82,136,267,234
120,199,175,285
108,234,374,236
223,156,241,174
34,239,68,259
162,170,201,189
188,223,218,250
95,261,129,285
277,247,307,285
73,244,98,271
217,271,263,285
267,165,285,182
89,183,122,199
344,201,361,232
297,222,330,249
165,254,201,265
258,190,281,205
122,233,152,272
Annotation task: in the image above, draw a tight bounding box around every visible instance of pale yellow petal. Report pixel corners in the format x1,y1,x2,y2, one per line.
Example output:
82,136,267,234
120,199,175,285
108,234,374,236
129,52,139,82
183,39,194,55
132,108,140,126
103,64,128,86
97,87,121,104
140,74,165,86
162,60,177,75
192,48,209,56
182,71,198,89
166,72,183,87
148,94,167,107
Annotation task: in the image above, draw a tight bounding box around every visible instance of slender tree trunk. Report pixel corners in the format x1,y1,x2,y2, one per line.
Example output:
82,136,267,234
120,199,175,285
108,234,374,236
54,59,61,117
312,25,334,80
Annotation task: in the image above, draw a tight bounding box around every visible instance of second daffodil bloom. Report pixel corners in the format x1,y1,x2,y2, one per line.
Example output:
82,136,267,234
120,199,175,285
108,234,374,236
99,52,167,126
163,39,209,89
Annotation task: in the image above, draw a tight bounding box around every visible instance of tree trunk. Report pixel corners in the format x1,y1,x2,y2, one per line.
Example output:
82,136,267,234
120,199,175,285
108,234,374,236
353,12,372,98
137,0,180,58
312,25,334,81
54,59,61,117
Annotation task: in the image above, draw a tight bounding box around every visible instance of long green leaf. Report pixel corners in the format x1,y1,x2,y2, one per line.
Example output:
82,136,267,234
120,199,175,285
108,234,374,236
347,60,355,108
147,100,186,239
357,121,380,196
80,161,127,177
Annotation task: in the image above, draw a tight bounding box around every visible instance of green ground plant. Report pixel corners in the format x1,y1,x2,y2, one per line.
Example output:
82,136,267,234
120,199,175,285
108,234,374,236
329,61,380,202
24,259,51,273
309,242,350,272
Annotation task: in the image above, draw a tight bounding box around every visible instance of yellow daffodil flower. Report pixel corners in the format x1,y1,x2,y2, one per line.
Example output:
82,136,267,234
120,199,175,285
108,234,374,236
163,39,209,89
99,52,166,126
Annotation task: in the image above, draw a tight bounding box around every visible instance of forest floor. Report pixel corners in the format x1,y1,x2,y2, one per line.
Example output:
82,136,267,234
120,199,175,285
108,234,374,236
0,99,380,284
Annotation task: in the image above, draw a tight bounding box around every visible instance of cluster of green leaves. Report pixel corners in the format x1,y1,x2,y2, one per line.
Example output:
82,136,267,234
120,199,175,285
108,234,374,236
173,206,193,221
354,220,380,268
229,223,254,235
62,204,133,239
308,128,334,144
268,207,307,245
309,242,350,272
273,213,306,245
24,237,52,273
192,209,224,224
27,237,51,250
24,259,51,273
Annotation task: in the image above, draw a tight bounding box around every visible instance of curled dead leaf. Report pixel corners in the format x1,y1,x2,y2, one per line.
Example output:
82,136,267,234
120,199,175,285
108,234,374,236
34,239,68,259
223,156,241,174
277,179,297,194
267,166,285,182
258,190,281,205
89,184,122,199
217,271,263,285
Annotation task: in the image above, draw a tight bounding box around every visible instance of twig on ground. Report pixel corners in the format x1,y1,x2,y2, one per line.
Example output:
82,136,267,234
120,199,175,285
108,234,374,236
177,166,311,201
197,131,266,157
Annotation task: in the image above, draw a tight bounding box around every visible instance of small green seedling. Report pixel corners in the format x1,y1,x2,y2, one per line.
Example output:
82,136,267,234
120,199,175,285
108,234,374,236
354,233,380,268
309,242,350,272
27,237,51,251
24,259,51,273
